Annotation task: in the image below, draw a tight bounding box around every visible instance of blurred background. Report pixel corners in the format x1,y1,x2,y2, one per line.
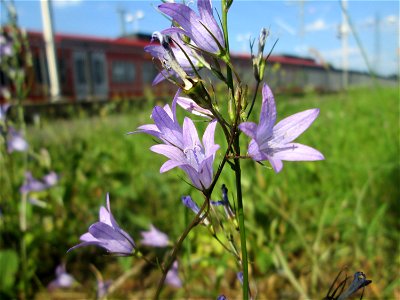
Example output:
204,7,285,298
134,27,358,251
0,0,399,299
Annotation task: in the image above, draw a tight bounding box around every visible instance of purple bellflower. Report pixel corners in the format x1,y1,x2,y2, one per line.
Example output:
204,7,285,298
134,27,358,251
159,0,224,54
182,195,210,225
165,260,182,288
0,34,12,58
7,127,28,153
211,184,235,221
47,264,76,290
0,103,11,122
133,94,219,190
145,32,200,85
151,118,219,190
239,84,324,173
20,171,58,194
176,95,213,119
140,225,170,247
68,194,135,256
131,91,183,147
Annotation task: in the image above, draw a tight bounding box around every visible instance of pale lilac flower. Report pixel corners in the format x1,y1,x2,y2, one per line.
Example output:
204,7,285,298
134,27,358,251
68,194,135,255
131,91,183,148
217,296,228,300
47,264,76,290
165,260,182,288
176,96,213,118
239,84,324,173
20,171,58,193
7,127,28,153
97,278,112,299
0,103,11,122
151,118,219,190
145,32,199,85
0,34,12,58
140,225,170,247
159,0,224,54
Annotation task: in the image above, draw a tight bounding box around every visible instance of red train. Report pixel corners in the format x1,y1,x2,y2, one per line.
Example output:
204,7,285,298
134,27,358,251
2,30,356,104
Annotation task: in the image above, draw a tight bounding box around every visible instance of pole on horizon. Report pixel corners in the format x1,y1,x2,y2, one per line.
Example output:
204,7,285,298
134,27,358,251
40,0,61,102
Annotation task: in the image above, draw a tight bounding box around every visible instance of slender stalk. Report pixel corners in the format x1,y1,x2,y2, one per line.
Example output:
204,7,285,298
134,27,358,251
153,131,236,299
233,138,250,300
221,0,234,99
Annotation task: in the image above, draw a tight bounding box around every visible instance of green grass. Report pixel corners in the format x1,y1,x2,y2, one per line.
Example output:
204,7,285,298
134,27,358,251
1,87,398,299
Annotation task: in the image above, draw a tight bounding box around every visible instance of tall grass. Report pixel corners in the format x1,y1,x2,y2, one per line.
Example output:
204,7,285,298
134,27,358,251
2,87,398,298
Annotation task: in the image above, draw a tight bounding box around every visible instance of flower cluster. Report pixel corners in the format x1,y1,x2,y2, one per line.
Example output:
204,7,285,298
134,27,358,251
68,0,331,298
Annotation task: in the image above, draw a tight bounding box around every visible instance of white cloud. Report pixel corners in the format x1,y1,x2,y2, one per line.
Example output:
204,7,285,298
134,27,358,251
305,18,329,32
53,0,82,8
274,18,296,36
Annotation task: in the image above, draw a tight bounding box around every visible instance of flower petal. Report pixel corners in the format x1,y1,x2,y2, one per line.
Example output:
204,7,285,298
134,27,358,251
150,144,186,162
182,117,201,149
152,106,183,148
160,159,186,173
272,143,325,161
159,3,219,53
268,157,283,173
197,0,224,46
272,109,320,144
239,122,258,139
202,120,218,156
258,83,277,137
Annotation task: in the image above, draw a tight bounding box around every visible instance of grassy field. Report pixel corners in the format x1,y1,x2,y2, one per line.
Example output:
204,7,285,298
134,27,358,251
1,86,399,299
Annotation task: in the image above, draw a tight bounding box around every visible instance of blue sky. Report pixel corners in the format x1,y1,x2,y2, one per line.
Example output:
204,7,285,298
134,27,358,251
3,0,399,76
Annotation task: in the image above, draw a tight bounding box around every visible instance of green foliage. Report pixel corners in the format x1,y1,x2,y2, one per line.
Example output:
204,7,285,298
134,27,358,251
0,250,19,295
1,87,398,298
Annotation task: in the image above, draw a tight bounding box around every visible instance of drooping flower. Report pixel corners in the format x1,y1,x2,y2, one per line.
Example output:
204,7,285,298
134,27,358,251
151,118,219,190
7,127,28,153
159,0,224,54
47,264,77,290
140,225,170,247
165,260,182,288
20,171,58,194
239,84,324,173
182,195,210,225
145,32,200,85
176,95,213,118
211,184,236,222
0,34,12,58
68,194,135,256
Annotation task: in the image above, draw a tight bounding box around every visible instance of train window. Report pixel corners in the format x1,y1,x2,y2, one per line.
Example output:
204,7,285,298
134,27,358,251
75,58,86,84
142,61,158,84
92,59,104,85
112,61,135,83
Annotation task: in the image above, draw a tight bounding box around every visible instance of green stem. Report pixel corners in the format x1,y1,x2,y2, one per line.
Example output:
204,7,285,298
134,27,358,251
221,0,234,99
234,138,250,300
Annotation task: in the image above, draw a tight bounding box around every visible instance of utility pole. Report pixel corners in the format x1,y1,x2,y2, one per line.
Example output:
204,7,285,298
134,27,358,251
117,8,127,36
40,0,60,101
340,0,349,89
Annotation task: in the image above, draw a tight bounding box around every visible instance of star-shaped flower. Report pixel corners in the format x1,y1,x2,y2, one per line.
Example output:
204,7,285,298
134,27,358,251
239,84,324,173
159,0,224,54
68,194,135,256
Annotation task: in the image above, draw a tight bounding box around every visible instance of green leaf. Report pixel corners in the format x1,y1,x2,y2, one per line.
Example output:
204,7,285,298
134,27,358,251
0,250,19,291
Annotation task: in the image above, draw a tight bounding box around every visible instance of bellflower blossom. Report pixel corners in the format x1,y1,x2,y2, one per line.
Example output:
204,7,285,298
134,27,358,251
176,95,213,119
182,195,210,225
145,32,200,85
159,0,224,54
68,194,135,256
165,260,182,288
239,84,324,173
140,225,170,247
131,91,183,147
7,127,28,153
151,118,219,190
20,171,58,194
47,264,76,290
